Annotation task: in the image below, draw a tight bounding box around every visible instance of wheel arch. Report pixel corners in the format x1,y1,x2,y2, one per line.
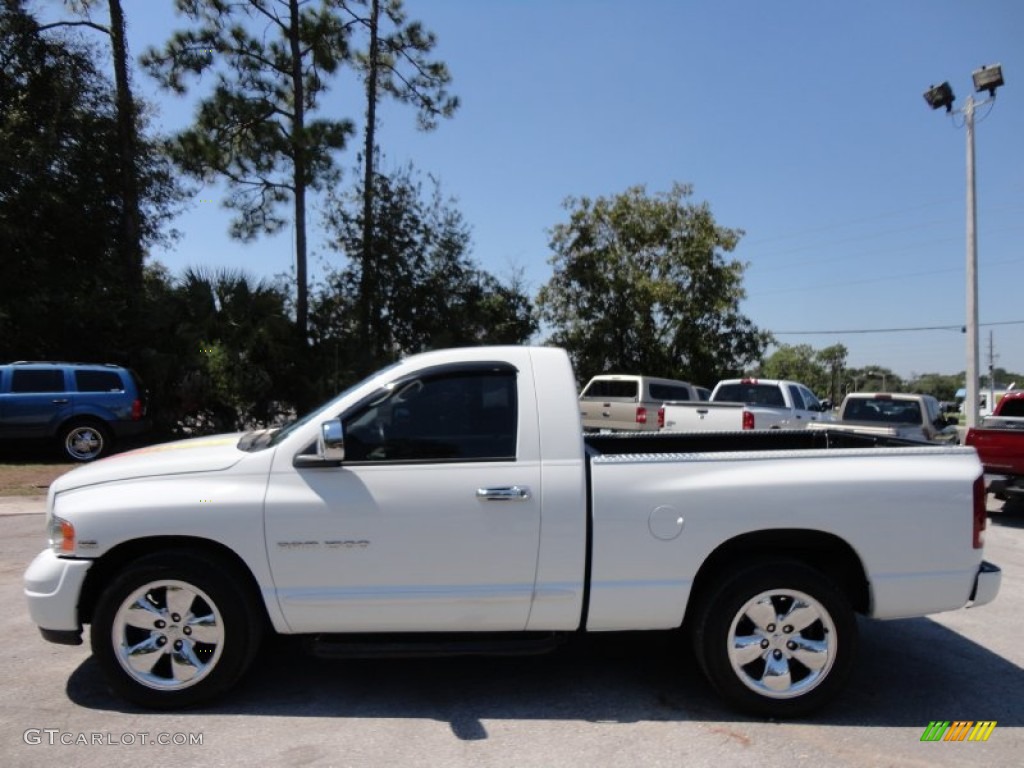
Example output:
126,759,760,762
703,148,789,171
57,414,110,435
79,536,270,630
685,528,870,625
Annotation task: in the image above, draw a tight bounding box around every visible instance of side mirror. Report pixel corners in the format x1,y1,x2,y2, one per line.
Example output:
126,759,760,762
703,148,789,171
293,419,347,468
320,419,345,461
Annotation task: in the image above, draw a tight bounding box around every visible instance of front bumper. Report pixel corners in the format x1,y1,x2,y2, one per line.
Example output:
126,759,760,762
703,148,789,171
24,549,93,643
968,560,1001,608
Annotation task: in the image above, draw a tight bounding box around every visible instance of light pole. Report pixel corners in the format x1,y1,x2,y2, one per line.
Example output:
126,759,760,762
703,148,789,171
924,64,1005,429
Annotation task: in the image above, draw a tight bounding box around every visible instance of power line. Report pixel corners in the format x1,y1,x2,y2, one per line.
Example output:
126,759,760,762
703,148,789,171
772,320,1024,335
743,198,1024,251
742,197,961,247
744,224,1024,271
747,255,1024,298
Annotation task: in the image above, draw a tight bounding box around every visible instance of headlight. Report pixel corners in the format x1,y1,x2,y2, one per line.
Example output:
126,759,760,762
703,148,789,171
48,515,76,554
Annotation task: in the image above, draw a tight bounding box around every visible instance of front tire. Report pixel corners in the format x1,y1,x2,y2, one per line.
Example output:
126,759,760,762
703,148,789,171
692,560,857,718
90,551,263,709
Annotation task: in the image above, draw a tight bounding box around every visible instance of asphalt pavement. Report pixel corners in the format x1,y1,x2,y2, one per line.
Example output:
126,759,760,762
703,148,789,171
1,496,1022,767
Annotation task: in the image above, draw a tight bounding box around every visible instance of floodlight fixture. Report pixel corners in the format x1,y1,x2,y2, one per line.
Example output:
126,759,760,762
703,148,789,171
972,63,1004,97
923,81,955,111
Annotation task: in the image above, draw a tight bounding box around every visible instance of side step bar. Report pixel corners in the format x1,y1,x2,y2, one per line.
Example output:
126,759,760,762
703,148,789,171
306,631,566,659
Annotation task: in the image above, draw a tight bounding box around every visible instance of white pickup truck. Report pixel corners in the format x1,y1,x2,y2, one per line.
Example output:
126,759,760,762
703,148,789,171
659,377,833,431
809,393,960,445
579,374,709,432
24,346,1000,717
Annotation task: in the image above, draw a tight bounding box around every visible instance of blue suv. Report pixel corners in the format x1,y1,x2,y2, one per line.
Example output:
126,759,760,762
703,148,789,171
0,362,150,462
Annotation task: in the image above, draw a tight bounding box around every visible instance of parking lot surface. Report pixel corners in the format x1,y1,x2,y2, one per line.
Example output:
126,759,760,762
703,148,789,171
1,498,1022,767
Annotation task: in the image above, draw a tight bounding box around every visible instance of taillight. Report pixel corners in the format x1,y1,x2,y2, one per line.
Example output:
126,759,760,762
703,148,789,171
130,399,143,421
657,406,665,429
636,406,647,425
973,475,987,549
742,410,755,430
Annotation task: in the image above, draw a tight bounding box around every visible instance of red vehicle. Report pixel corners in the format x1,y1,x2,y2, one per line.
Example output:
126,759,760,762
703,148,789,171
965,391,1024,499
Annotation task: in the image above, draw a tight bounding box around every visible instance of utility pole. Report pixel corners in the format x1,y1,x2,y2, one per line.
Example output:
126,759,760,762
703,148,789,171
923,64,1005,429
964,92,980,426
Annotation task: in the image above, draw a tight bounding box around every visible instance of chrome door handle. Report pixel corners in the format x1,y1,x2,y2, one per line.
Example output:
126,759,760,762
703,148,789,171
476,486,531,502
51,398,69,404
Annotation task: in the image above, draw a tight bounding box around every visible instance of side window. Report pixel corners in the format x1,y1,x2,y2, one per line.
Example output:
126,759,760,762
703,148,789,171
343,370,518,463
11,369,65,393
800,386,821,411
648,383,690,401
787,385,806,411
1000,399,1024,418
582,380,637,399
75,370,124,392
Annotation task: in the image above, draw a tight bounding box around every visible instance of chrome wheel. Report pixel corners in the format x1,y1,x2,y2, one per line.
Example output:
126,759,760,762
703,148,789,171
726,588,836,700
63,424,106,461
111,580,225,691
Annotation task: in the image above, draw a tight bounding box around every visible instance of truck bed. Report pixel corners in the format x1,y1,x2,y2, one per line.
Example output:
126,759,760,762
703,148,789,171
579,427,983,634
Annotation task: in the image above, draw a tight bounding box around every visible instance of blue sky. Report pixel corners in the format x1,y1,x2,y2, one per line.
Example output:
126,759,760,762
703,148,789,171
37,0,1024,379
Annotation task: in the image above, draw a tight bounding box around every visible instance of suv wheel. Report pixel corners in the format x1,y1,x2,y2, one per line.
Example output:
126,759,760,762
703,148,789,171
61,420,110,462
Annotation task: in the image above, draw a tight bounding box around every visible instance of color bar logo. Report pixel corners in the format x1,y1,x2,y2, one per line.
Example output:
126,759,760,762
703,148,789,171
920,721,997,742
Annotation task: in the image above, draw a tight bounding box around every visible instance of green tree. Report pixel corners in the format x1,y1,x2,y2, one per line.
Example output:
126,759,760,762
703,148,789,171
846,366,903,394
537,184,770,386
0,1,182,362
340,0,458,364
142,0,358,342
138,266,303,435
990,367,1024,389
759,345,826,393
40,0,145,294
759,343,847,401
816,343,848,404
316,164,536,379
911,373,961,402
179,267,302,431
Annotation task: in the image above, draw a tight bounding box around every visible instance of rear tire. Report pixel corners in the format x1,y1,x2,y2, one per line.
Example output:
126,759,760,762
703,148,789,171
691,560,857,718
90,551,263,709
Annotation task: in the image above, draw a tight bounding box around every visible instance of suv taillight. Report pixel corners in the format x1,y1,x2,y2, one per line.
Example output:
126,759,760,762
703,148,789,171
657,406,665,429
973,475,987,549
742,410,755,430
636,406,647,425
131,398,143,421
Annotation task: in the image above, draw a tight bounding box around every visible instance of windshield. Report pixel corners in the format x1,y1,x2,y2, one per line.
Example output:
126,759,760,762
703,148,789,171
241,362,403,451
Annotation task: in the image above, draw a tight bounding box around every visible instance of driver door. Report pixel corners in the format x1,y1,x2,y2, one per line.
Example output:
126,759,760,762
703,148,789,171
265,364,543,633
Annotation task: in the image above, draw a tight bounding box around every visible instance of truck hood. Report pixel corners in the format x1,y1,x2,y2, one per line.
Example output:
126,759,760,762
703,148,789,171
51,434,247,493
